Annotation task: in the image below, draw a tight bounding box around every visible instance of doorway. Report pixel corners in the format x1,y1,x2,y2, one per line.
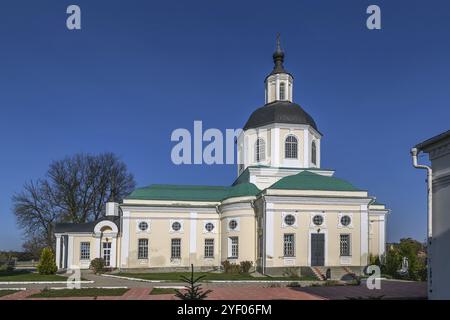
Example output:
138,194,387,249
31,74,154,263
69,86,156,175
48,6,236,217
102,242,111,267
311,233,325,266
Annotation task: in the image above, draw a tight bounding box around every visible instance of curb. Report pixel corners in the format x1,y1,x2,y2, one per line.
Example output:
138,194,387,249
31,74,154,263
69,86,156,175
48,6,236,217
0,288,26,291
101,274,322,284
101,274,163,283
0,280,94,285
49,286,128,290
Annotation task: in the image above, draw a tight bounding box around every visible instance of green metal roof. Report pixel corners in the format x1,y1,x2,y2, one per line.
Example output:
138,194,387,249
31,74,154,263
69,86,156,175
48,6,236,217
223,183,261,200
126,183,260,202
269,171,362,192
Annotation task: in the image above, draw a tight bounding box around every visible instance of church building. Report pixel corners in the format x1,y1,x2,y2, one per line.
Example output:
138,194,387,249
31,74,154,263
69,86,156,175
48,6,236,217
55,39,389,278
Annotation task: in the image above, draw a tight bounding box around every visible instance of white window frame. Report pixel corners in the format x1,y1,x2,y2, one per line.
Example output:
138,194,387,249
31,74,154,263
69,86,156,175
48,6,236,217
284,135,298,159
80,242,90,261
228,237,239,259
138,238,148,260
281,212,298,228
203,220,217,234
283,234,295,257
255,138,266,162
227,218,240,232
136,220,150,233
310,213,326,228
279,82,286,100
171,238,181,259
311,140,317,165
337,212,353,229
204,238,214,258
340,234,351,257
169,220,184,233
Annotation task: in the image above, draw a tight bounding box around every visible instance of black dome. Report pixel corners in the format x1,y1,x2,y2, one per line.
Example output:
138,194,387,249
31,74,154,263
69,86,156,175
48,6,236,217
243,101,318,131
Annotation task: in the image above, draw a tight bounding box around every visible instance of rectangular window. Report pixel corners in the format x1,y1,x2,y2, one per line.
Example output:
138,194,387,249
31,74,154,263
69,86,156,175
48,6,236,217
80,242,90,260
204,239,214,258
138,239,148,259
279,82,286,100
340,234,351,256
171,238,181,259
283,234,295,257
229,237,239,258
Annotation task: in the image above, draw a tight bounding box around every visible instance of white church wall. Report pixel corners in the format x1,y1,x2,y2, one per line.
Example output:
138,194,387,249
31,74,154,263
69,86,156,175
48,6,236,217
267,202,363,267
123,208,220,269
219,203,257,264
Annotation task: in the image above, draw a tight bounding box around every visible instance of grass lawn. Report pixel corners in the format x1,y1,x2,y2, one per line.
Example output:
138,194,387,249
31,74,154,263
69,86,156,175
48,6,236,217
150,288,178,295
119,272,317,282
0,290,20,297
0,270,67,282
29,288,129,298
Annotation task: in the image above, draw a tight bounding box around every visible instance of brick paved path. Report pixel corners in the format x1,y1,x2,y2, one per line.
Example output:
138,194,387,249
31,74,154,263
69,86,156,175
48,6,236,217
0,287,321,300
296,280,427,300
0,289,40,300
0,279,427,300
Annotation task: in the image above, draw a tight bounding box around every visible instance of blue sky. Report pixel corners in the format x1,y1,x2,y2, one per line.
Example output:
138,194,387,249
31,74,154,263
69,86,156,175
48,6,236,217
1,0,449,250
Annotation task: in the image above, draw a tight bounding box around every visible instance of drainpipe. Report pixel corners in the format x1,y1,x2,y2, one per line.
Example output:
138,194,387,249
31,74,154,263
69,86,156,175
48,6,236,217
410,147,432,293
215,204,221,271
262,196,267,275
410,148,433,239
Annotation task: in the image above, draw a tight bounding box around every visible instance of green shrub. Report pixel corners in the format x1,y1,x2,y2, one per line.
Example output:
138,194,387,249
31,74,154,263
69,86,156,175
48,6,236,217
37,248,57,275
282,267,300,278
221,260,240,274
89,258,105,274
239,261,253,274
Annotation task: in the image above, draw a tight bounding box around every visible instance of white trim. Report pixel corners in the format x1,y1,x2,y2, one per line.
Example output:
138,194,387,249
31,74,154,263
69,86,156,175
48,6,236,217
169,219,184,233
244,122,322,139
310,212,326,228
379,216,386,256
110,237,117,268
316,138,321,168
265,194,371,204
94,220,118,234
340,256,352,265
303,130,309,167
95,235,101,259
275,77,280,100
281,212,298,228
272,128,280,166
360,204,369,265
337,212,354,229
227,217,240,232
55,235,61,269
136,219,151,233
265,203,274,258
190,213,197,253
67,235,74,269
121,211,130,267
202,220,217,234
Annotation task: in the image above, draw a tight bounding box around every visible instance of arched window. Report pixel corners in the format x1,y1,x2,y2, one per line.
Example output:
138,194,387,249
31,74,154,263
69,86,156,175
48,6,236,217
279,82,286,100
255,138,265,162
311,141,317,165
285,135,298,159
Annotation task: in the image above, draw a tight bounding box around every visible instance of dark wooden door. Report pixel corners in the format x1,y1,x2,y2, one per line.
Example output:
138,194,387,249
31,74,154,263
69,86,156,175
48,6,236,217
311,233,325,266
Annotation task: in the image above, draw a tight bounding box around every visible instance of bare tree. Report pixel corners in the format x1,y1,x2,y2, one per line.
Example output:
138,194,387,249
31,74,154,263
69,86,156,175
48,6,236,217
12,153,136,250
